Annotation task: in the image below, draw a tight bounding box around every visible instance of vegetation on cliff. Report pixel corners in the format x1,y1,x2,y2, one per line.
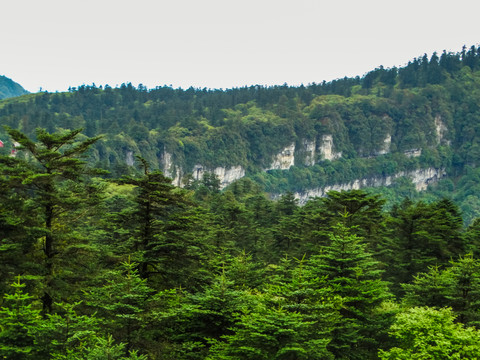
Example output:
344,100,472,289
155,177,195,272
2,46,480,357
2,45,480,220
2,127,480,358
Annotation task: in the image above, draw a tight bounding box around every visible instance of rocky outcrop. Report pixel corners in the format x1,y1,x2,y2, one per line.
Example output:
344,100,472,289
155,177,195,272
404,148,422,158
319,135,342,161
375,135,391,156
161,151,245,189
303,139,316,166
405,167,444,191
161,151,182,186
193,164,246,189
435,115,449,145
266,143,296,170
126,151,135,166
160,133,444,194
280,167,446,204
215,166,246,189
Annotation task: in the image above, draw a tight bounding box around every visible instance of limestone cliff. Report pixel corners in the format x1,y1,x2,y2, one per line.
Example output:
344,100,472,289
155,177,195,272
375,135,391,156
435,115,449,145
302,139,316,166
125,151,135,167
319,135,342,161
161,151,182,187
192,164,246,189
282,167,446,204
265,143,296,170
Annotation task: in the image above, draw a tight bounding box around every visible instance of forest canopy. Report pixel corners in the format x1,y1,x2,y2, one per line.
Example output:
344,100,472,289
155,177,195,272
2,44,480,358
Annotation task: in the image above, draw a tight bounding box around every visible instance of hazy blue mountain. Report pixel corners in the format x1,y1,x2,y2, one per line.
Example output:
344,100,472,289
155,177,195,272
0,75,29,99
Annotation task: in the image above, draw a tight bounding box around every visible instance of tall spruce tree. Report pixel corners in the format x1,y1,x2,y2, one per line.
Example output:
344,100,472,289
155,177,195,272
403,254,480,327
386,198,464,293
115,157,212,289
308,222,393,359
0,126,104,313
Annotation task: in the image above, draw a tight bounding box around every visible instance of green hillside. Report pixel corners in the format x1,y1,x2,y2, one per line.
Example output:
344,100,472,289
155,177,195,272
0,75,29,99
1,45,480,219
3,45,480,359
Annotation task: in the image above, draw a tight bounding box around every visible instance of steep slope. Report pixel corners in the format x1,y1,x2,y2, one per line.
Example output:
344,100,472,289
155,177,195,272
1,45,480,219
0,75,29,99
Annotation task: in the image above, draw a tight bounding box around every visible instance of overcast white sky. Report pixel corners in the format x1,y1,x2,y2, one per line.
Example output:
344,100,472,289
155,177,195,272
1,0,479,93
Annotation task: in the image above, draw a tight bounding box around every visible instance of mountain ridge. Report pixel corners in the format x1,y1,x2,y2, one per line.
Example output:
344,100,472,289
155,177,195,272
0,75,29,99
1,44,480,220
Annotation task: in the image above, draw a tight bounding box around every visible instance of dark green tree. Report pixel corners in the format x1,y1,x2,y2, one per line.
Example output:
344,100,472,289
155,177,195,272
0,277,41,359
308,222,393,359
156,268,255,359
403,254,480,327
85,258,153,355
321,190,386,244
115,157,212,289
386,198,464,292
0,126,105,313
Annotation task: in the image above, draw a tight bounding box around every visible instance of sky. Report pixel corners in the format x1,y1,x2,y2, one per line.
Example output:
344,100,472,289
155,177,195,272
1,0,479,93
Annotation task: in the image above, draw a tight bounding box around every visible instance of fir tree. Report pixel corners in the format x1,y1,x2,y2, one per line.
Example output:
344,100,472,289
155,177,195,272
0,126,105,313
308,222,393,359
0,277,41,359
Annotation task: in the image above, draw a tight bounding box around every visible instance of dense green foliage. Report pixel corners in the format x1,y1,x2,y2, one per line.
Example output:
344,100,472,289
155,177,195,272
2,127,480,359
2,46,480,220
3,45,480,358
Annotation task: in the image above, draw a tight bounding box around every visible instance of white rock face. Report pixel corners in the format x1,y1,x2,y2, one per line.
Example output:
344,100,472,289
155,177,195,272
162,151,182,186
162,151,174,174
170,169,183,187
404,149,422,158
303,139,316,166
319,135,342,161
192,164,204,181
214,166,246,189
435,115,449,144
282,167,446,204
126,151,135,166
266,143,296,170
375,135,391,156
401,167,444,191
192,164,245,189
161,151,245,189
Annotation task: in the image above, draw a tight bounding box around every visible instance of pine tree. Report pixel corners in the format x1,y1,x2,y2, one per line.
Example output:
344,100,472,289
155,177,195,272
115,157,212,289
0,126,105,313
0,277,42,359
321,190,387,249
33,301,100,359
386,198,464,292
158,269,254,359
447,254,480,326
308,222,393,359
85,258,153,355
402,265,452,309
206,257,336,360
403,255,480,327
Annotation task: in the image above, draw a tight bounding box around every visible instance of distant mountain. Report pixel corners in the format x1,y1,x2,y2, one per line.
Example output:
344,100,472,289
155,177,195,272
0,75,28,99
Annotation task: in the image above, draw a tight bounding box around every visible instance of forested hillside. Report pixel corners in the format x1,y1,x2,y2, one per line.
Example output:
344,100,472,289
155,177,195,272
1,127,480,358
0,75,28,100
3,45,480,358
1,46,480,220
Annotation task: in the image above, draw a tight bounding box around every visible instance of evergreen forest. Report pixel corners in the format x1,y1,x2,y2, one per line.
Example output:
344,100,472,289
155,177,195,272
2,45,480,358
